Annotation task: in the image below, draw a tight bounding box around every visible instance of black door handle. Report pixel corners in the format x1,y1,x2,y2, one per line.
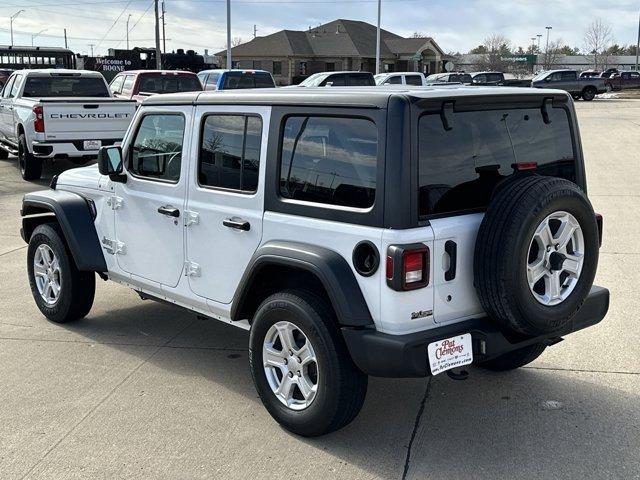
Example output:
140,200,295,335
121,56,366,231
223,218,250,231
444,240,457,281
157,205,180,217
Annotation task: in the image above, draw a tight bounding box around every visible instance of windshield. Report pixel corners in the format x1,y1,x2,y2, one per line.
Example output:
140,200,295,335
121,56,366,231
418,106,576,217
221,72,275,89
138,74,202,94
298,73,326,87
23,76,109,97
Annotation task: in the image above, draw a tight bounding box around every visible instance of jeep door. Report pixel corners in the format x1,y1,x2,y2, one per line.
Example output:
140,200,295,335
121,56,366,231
184,105,269,304
114,106,192,290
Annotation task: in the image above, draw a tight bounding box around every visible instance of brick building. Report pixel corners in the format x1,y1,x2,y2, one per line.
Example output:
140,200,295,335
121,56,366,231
216,19,446,85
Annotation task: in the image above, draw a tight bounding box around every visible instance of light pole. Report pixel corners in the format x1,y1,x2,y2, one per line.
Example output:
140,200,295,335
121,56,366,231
635,9,639,72
226,0,232,69
31,28,47,46
126,14,132,50
531,37,536,54
10,10,25,46
545,26,552,69
375,0,381,74
537,34,542,52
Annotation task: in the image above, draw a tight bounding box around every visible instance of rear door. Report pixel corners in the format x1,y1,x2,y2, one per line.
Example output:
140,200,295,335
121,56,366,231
184,105,269,303
416,102,577,324
0,75,17,141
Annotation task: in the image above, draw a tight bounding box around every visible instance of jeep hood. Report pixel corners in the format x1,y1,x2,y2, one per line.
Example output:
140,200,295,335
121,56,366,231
56,163,103,190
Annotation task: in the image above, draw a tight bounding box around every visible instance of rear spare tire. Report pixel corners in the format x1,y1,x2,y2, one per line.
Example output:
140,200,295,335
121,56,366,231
474,175,599,336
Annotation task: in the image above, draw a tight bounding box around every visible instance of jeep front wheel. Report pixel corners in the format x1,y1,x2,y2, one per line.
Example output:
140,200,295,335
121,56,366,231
249,290,368,436
27,223,95,323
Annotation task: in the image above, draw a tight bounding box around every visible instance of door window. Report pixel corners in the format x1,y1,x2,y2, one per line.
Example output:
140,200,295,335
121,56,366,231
129,114,185,183
121,75,135,95
384,76,402,85
110,75,125,94
279,116,378,208
199,115,262,192
405,75,423,86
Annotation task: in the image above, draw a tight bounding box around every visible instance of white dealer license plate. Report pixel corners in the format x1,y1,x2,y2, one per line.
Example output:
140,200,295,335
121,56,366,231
83,140,101,150
427,333,473,376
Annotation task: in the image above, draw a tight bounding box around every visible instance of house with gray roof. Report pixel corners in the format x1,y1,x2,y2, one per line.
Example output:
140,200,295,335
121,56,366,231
216,19,446,85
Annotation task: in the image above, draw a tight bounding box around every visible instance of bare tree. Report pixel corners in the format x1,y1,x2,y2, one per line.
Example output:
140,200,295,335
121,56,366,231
543,38,566,70
223,37,245,49
473,34,512,71
583,19,613,70
411,31,426,38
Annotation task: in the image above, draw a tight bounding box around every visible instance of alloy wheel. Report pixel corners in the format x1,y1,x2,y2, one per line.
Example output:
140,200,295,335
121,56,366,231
33,244,62,305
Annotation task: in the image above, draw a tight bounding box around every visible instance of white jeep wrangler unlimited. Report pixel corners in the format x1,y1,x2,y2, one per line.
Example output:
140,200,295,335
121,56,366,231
21,87,609,437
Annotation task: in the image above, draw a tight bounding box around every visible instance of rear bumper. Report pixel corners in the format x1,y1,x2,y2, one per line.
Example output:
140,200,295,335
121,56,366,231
31,139,119,159
342,285,610,378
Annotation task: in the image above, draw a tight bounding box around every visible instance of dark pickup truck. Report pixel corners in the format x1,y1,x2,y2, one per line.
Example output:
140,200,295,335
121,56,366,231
531,69,607,101
470,71,531,87
606,71,640,91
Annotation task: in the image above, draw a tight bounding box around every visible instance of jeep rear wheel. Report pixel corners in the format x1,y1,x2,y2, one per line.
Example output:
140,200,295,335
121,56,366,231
249,290,368,436
474,176,599,336
27,223,95,323
18,134,43,181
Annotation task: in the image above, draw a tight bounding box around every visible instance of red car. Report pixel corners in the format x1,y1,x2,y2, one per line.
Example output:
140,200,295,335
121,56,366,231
605,71,640,91
109,70,202,103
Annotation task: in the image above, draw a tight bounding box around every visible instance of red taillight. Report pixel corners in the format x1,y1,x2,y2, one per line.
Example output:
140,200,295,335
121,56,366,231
386,244,429,291
385,256,394,280
33,106,45,133
404,251,424,284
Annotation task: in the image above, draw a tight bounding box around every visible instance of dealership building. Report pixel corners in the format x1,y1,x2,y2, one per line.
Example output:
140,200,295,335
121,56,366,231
216,19,447,85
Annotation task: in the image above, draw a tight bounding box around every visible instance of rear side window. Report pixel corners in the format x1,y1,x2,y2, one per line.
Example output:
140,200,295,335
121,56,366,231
199,115,262,192
129,114,185,182
405,75,423,86
110,75,125,94
321,74,346,86
205,73,220,89
279,116,377,208
10,75,23,97
384,76,402,85
418,107,576,217
121,75,135,95
23,76,109,97
138,74,201,93
486,73,503,83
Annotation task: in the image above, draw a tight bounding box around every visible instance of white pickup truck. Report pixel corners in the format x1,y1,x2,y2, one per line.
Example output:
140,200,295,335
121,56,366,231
0,69,136,180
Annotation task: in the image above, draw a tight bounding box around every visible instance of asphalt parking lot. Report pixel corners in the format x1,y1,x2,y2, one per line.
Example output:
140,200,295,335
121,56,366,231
1,99,639,480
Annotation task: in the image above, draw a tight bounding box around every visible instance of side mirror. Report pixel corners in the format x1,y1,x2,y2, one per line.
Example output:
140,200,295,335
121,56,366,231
98,146,126,181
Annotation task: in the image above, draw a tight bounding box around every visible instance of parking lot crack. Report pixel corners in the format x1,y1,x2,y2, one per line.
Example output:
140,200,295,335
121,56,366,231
401,377,432,480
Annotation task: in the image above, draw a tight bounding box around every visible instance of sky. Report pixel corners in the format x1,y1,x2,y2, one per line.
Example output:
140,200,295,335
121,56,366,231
1,0,638,57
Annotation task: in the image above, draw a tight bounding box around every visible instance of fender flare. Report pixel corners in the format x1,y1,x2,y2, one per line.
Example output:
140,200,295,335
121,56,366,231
231,241,374,328
21,189,107,272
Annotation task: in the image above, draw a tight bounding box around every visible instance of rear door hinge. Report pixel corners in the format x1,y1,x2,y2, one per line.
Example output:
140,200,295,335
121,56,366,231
184,261,201,277
107,195,124,210
101,237,126,255
184,210,199,227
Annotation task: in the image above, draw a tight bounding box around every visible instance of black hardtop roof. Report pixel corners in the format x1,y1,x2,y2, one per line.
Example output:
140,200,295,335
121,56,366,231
143,85,566,108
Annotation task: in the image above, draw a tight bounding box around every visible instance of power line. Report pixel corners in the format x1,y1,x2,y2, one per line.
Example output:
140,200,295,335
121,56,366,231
95,0,135,49
0,26,155,42
4,0,424,6
113,0,154,48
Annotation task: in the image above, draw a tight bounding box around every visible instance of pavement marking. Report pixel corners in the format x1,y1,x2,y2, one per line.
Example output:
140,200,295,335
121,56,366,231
402,377,432,480
17,318,199,480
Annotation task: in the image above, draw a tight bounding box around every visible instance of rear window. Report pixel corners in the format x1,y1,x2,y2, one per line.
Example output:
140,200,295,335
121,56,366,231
280,116,378,208
418,107,576,217
138,74,201,94
23,76,109,97
222,72,275,89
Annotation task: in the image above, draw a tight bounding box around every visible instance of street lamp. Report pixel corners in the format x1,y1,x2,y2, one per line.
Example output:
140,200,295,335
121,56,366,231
10,10,25,46
31,28,47,47
545,26,552,69
537,34,542,52
375,0,381,74
531,37,537,53
126,14,132,50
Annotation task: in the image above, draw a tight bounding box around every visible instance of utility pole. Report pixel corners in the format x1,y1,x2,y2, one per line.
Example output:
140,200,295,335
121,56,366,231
64,28,68,49
161,1,166,54
545,26,552,69
88,43,95,57
154,0,162,68
10,10,25,47
253,24,257,39
226,0,232,69
375,0,381,74
635,9,639,72
126,14,132,50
